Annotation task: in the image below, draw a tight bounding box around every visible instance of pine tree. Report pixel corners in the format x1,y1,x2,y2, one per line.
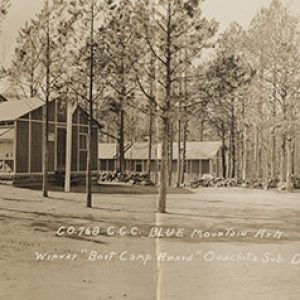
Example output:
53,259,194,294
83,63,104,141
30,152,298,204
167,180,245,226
135,0,217,212
9,22,41,97
9,0,78,197
99,0,140,175
246,0,300,189
66,0,116,207
206,51,255,178
0,0,11,81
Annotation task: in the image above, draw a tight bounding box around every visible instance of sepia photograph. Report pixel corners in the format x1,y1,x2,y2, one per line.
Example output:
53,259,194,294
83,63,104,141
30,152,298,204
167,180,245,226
0,0,300,299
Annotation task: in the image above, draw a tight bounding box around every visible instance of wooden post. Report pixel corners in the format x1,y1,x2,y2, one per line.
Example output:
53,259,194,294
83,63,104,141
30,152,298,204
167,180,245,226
64,101,73,192
86,0,94,208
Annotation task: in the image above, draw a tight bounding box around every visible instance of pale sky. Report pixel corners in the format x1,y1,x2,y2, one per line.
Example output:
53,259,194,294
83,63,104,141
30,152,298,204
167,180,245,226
0,0,299,67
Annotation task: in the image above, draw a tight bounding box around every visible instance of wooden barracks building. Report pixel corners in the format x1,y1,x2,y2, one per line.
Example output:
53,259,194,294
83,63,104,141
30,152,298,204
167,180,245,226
0,97,99,182
98,141,223,183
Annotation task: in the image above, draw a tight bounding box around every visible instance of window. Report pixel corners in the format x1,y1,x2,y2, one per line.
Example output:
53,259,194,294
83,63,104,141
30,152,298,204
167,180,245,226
79,133,87,150
135,160,142,173
202,160,209,174
100,160,107,171
108,160,115,171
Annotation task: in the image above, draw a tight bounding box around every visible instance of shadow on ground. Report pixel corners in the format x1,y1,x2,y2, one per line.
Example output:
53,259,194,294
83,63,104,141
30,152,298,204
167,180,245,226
14,182,193,194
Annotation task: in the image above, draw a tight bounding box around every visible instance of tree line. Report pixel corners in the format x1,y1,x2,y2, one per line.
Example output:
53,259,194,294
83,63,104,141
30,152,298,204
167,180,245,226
0,0,299,212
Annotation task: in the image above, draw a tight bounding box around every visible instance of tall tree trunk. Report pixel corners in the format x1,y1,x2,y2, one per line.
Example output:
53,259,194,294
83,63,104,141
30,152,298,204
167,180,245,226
116,11,127,175
42,0,50,198
291,132,296,176
270,53,277,179
148,0,156,183
264,145,269,190
286,134,293,192
180,119,187,185
270,25,278,179
147,110,153,179
239,98,246,181
199,102,205,142
199,120,204,141
198,99,206,141
270,101,276,179
237,130,243,180
168,124,173,186
154,122,159,185
227,110,235,179
86,0,94,208
228,100,236,179
176,50,183,187
158,2,172,212
242,125,247,182
255,125,262,179
180,46,189,185
254,124,258,177
147,30,156,179
227,132,232,179
42,103,49,197
221,132,227,178
232,122,236,178
250,129,255,179
176,119,182,187
30,67,35,98
279,133,286,185
158,116,169,213
279,99,287,186
64,101,73,192
255,64,264,180
117,109,125,174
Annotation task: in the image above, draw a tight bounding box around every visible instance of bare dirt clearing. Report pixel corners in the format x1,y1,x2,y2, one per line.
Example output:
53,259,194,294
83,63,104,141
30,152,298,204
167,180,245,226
0,185,299,300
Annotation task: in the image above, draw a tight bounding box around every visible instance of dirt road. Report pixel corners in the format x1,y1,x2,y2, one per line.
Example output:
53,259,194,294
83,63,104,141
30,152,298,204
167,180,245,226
0,185,299,299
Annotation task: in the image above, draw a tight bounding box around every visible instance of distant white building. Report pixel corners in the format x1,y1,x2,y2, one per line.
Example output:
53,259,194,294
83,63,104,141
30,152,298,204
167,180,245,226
98,141,223,183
